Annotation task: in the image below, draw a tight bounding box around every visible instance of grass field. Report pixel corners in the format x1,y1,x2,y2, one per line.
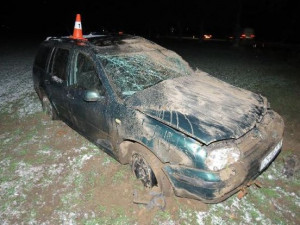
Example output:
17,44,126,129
0,39,299,224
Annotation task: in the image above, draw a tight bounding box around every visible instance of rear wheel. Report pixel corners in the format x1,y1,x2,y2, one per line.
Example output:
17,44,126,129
42,96,58,120
131,145,173,196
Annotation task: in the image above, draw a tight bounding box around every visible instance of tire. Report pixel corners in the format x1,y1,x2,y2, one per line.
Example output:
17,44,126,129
131,145,173,196
42,96,58,120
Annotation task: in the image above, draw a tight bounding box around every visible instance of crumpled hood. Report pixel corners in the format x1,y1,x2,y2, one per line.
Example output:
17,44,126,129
126,71,267,145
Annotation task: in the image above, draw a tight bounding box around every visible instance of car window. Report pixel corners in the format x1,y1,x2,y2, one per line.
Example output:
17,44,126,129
50,48,70,81
73,53,104,95
34,45,51,69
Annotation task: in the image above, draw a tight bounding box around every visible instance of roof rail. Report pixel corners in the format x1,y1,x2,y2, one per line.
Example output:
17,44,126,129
43,33,137,47
44,36,79,43
44,36,68,42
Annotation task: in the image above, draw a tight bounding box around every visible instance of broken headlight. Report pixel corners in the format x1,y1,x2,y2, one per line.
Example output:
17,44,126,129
205,146,240,171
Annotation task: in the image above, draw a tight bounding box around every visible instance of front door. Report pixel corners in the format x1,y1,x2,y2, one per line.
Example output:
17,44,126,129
67,52,111,150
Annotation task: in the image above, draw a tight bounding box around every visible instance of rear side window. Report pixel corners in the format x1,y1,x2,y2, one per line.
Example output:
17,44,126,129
51,48,70,81
34,45,51,69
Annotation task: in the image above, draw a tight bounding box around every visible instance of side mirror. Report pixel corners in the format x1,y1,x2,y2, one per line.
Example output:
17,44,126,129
83,90,103,102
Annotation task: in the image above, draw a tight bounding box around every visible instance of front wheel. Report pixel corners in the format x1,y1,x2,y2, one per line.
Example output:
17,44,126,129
132,153,157,188
131,146,173,196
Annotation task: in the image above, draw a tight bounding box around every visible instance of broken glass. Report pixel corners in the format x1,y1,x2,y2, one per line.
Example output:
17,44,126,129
97,50,193,99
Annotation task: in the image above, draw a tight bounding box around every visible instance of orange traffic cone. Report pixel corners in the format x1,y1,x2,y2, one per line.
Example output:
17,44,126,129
70,14,86,40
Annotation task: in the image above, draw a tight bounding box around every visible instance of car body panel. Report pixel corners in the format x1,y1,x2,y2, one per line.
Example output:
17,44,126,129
66,50,111,147
66,88,110,143
44,73,70,120
115,110,206,168
163,110,284,203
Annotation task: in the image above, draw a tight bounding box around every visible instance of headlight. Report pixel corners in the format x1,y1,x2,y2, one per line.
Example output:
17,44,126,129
205,147,240,171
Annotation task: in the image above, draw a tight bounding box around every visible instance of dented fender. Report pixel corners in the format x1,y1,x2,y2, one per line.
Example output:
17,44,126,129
117,110,207,167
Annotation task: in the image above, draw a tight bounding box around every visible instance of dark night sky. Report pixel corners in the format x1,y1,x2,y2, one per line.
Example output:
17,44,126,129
1,0,300,43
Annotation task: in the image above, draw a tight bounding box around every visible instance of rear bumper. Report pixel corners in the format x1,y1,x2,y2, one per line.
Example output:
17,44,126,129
163,110,284,203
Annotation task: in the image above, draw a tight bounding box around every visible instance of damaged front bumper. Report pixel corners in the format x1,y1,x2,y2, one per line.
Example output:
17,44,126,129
163,110,284,203
164,164,243,203
163,158,271,203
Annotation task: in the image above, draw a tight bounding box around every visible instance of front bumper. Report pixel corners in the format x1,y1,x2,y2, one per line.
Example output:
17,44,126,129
163,110,284,203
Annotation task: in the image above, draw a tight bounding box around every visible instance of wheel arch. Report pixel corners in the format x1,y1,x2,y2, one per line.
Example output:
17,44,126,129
118,139,162,165
118,139,173,196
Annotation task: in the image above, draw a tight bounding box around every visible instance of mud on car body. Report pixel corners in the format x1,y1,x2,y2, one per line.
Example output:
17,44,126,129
32,33,284,203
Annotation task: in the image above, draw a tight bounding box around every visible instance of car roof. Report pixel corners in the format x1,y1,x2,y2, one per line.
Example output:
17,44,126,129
43,33,166,55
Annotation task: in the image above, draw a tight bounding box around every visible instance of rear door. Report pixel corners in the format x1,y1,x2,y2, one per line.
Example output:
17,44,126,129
32,45,52,99
44,47,71,121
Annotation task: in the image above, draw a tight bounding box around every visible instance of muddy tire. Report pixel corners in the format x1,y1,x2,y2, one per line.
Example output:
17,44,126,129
131,145,173,196
42,96,58,120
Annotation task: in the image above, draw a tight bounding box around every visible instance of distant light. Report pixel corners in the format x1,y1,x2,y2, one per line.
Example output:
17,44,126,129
240,33,255,39
203,34,212,39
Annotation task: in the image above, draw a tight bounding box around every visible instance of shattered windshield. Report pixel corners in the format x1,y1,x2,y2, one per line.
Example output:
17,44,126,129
97,50,193,99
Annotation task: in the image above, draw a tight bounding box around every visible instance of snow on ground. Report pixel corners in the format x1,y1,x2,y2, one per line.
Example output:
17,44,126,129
0,136,101,223
0,40,299,224
0,47,42,117
193,159,300,225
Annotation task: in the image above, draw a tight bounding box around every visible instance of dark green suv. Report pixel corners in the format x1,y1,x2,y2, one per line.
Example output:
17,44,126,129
32,34,284,203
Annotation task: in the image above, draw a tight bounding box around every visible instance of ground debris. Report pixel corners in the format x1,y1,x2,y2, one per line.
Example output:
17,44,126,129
282,154,299,178
237,180,262,199
133,188,166,211
237,188,248,199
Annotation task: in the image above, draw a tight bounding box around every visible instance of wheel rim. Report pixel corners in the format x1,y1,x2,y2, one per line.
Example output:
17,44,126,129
132,154,157,188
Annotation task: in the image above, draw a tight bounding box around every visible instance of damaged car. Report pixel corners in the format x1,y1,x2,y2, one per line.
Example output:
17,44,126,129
33,32,284,203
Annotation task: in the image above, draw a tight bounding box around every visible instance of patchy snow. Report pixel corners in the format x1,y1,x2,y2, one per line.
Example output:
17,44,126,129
0,161,46,221
73,145,89,153
0,132,11,141
54,211,79,225
191,160,300,225
17,93,42,118
0,139,100,223
67,154,94,169
159,221,176,225
0,157,11,168
37,148,52,155
0,49,42,118
194,196,273,225
1,39,299,225
196,211,208,225
47,163,65,176
16,162,44,183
